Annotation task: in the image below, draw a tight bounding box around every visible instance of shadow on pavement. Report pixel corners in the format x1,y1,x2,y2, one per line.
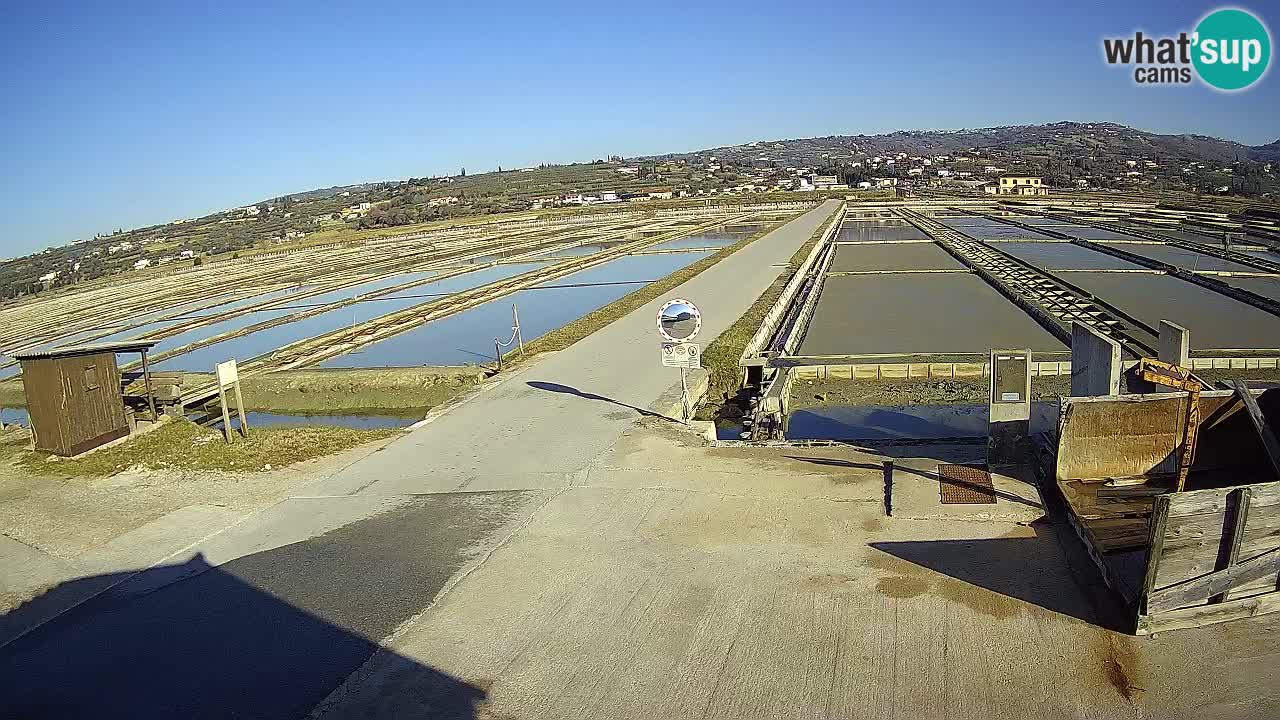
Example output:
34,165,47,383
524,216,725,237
870,519,1131,632
1,554,488,719
526,380,673,420
784,455,1043,509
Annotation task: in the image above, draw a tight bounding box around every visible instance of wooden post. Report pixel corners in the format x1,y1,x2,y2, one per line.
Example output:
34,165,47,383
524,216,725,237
1213,487,1252,604
140,349,158,422
218,384,233,444
1139,495,1171,616
1231,380,1280,480
513,304,524,356
233,380,249,439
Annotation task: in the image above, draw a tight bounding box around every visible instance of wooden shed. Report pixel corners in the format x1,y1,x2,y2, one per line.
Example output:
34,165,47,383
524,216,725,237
1045,386,1280,633
12,341,158,457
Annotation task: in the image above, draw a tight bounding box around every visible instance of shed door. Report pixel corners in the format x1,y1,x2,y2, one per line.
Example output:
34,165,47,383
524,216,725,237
63,357,126,447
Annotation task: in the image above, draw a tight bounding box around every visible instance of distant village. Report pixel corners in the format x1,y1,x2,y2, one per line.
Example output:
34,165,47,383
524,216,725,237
6,121,1276,300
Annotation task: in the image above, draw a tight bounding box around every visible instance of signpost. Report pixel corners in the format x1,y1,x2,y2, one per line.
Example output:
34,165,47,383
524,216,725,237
657,298,702,421
661,341,701,368
215,359,249,443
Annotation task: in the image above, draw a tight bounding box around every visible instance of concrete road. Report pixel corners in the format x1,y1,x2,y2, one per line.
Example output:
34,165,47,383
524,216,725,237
312,199,841,496
0,201,842,718
315,426,1280,720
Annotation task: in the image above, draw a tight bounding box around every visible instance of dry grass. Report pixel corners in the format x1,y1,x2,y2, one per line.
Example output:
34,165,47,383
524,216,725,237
7,419,397,477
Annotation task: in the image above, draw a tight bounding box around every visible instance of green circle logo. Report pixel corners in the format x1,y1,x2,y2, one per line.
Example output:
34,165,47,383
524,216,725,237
1193,8,1271,90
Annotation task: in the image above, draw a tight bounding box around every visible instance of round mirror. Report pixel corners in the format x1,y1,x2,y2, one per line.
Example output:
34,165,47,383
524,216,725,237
658,300,700,341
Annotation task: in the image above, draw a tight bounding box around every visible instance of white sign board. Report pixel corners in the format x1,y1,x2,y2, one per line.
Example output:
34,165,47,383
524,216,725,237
657,298,702,343
215,359,239,388
661,342,701,369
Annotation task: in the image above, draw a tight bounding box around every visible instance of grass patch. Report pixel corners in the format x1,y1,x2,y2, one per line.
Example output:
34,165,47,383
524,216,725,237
788,375,1072,409
511,215,794,359
9,419,397,477
694,207,843,421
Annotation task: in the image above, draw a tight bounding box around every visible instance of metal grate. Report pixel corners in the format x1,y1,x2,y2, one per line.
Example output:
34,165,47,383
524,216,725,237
938,464,996,504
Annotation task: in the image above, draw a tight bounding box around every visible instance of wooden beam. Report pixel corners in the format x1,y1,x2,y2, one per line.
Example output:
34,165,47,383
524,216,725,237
1212,487,1252,604
1230,381,1280,480
139,349,157,422
1147,545,1280,613
1138,590,1280,635
1139,495,1170,615
1097,485,1167,501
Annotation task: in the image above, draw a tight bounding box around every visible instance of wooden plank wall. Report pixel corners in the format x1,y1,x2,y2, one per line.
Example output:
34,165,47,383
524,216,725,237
1057,391,1244,482
65,355,127,455
21,357,67,454
20,352,126,456
1139,480,1280,633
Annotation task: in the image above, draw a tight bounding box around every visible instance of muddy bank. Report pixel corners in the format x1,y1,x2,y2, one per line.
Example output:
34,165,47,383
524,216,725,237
790,375,1072,410
0,367,487,415
789,367,1280,409
219,367,486,413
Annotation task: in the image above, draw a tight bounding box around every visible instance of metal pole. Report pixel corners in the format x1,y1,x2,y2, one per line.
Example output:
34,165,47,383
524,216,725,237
883,460,894,517
494,339,502,372
679,367,689,422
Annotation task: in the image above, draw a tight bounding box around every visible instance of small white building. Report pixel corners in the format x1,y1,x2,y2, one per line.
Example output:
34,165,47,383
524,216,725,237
133,258,152,270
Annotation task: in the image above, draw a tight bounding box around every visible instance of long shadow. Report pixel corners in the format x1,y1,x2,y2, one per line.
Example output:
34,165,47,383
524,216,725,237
0,555,485,719
526,381,675,421
870,523,1131,631
0,488,537,719
784,455,1042,509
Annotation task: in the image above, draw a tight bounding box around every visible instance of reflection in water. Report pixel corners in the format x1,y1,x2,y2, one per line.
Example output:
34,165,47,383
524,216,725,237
786,402,1057,441
209,411,419,431
320,250,713,368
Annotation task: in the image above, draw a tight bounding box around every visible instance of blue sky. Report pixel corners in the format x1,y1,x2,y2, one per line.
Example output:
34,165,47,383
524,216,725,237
2,1,1276,255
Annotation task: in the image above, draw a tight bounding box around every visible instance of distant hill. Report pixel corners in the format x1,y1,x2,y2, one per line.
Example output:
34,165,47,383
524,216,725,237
643,121,1267,168
1249,139,1280,163
4,120,1277,304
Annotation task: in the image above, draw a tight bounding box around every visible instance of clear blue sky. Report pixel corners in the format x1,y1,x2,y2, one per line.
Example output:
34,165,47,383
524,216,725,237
2,0,1276,255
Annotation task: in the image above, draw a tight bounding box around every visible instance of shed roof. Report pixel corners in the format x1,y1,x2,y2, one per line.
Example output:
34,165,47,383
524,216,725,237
12,340,159,361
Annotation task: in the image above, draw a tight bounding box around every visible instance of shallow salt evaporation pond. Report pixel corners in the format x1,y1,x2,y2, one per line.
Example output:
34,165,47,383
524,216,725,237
319,250,713,368
152,263,551,372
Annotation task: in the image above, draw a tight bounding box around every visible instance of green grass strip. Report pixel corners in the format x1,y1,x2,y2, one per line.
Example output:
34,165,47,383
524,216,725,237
510,217,793,360
695,207,842,420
